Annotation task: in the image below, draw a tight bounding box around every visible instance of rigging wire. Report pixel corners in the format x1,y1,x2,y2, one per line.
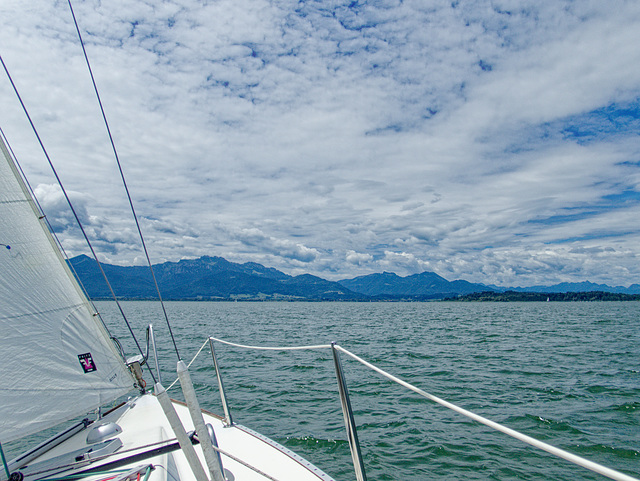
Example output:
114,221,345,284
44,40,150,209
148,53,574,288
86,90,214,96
66,0,181,362
0,54,157,386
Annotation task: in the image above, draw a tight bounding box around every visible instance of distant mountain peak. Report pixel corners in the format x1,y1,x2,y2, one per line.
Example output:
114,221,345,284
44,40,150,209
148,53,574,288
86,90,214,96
413,271,448,281
337,270,490,298
69,254,362,300
68,254,639,300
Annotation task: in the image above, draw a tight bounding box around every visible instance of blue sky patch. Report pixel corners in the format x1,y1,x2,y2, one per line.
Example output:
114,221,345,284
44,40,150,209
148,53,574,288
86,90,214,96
561,99,640,145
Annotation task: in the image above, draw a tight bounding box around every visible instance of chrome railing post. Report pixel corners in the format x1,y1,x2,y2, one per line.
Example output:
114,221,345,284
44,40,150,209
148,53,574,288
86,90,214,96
331,342,367,481
209,338,233,426
148,324,162,385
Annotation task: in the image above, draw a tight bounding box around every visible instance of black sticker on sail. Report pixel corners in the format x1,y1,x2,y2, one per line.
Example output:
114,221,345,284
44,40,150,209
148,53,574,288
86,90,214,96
78,353,97,373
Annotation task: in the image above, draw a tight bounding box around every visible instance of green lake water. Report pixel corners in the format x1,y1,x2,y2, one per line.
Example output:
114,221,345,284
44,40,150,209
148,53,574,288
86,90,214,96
10,301,639,480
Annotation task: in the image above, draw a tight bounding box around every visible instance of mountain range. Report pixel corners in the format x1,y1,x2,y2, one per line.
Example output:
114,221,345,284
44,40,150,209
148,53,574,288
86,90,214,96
69,255,365,301
68,255,640,301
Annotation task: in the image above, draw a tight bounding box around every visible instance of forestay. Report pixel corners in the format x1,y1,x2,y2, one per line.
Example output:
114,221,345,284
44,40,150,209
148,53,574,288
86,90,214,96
0,137,134,443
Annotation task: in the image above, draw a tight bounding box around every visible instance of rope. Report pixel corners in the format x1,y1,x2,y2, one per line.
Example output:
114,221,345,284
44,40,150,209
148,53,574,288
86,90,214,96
35,468,131,481
166,339,211,391
166,338,331,391
0,442,10,480
142,465,153,481
334,345,639,481
209,337,331,351
151,466,179,481
66,0,181,363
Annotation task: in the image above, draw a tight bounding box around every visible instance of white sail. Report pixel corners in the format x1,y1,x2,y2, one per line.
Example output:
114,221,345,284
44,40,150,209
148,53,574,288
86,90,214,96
0,137,134,444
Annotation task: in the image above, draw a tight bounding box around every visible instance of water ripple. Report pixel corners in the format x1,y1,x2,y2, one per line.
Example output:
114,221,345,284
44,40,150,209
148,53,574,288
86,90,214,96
90,300,640,481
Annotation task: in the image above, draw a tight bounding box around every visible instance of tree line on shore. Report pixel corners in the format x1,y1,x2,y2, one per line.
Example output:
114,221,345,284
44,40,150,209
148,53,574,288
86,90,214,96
444,291,640,302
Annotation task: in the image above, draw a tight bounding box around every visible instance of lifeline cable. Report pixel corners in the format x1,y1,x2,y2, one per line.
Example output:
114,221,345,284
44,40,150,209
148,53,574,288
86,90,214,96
66,0,181,362
209,337,331,351
335,345,639,481
0,54,156,386
203,337,639,481
166,338,331,391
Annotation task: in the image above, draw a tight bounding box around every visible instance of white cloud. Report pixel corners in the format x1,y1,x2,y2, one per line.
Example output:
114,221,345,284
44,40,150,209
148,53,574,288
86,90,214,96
2,0,640,287
379,251,431,276
345,250,373,266
232,227,319,263
33,183,91,232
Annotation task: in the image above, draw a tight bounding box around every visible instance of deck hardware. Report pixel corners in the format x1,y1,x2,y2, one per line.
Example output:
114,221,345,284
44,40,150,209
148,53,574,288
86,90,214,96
13,439,122,480
7,419,92,473
86,422,122,445
126,355,145,393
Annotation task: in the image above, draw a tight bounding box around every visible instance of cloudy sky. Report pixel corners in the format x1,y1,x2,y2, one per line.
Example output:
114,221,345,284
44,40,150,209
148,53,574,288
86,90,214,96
1,0,640,287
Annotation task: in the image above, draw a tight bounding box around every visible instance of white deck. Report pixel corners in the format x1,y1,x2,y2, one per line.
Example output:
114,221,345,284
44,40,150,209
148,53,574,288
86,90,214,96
21,393,335,481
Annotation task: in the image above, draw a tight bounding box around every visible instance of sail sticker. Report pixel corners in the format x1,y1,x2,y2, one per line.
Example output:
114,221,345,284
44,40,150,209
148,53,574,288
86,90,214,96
78,353,97,373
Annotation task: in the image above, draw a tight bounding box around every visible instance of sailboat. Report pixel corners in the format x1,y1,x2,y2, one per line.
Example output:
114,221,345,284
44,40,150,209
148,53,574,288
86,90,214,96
0,133,338,481
2,5,638,481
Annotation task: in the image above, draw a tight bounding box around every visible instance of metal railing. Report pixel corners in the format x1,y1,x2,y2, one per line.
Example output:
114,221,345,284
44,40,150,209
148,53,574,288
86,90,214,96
174,337,639,481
